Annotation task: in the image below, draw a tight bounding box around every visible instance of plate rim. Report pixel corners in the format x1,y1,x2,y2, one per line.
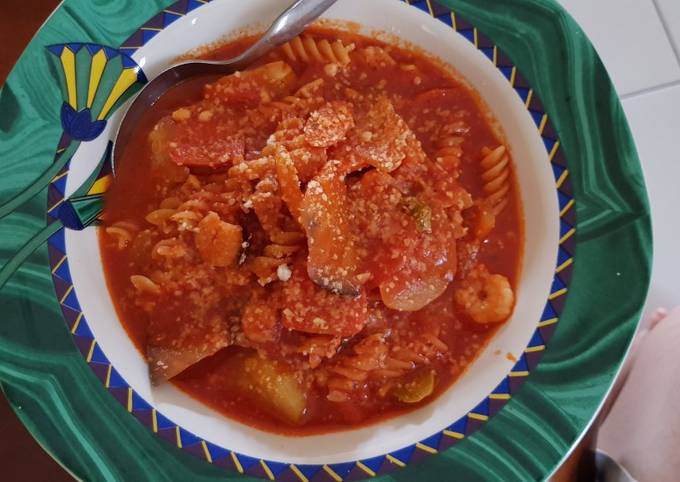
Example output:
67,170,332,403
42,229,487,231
49,0,573,472
0,0,652,480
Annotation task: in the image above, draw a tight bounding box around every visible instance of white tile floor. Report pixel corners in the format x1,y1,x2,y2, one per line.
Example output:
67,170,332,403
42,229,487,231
558,0,680,313
655,0,680,57
553,5,680,469
558,0,680,96
623,85,680,311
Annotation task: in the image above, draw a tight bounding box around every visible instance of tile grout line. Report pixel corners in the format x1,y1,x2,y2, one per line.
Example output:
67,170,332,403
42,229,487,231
621,79,680,101
650,0,680,66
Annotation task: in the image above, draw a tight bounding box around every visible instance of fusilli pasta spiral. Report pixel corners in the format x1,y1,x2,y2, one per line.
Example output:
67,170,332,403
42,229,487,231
326,333,389,402
259,79,326,121
324,328,449,402
434,136,464,173
105,220,140,249
480,145,511,215
282,36,354,65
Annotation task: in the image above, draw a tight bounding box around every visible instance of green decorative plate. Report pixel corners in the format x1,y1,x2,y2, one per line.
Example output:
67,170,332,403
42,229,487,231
0,0,651,481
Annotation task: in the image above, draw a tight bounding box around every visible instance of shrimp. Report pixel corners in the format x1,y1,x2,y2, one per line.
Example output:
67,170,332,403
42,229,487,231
454,265,514,324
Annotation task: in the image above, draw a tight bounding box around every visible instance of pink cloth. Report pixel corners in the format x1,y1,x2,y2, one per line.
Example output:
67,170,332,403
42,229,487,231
596,307,680,481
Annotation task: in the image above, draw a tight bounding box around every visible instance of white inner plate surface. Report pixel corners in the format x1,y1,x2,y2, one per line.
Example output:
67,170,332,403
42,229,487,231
64,0,558,465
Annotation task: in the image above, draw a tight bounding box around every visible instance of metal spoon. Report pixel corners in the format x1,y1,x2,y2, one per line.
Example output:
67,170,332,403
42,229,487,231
112,0,338,171
0,0,340,293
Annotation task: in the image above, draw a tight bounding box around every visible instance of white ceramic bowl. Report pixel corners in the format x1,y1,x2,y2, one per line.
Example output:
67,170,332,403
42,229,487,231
61,0,557,466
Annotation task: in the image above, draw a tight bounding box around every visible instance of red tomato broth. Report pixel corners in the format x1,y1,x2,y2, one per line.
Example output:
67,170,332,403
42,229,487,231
99,27,523,435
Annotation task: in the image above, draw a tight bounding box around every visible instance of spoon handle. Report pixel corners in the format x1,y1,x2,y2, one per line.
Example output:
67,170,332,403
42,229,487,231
229,0,338,70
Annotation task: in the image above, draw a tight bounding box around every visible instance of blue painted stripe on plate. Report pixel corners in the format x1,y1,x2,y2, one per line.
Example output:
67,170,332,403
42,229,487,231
481,47,494,61
47,229,66,252
52,175,67,195
187,0,206,12
448,417,467,434
107,367,127,389
515,86,530,103
436,13,453,27
419,432,442,450
558,247,571,266
390,445,415,464
360,455,386,473
132,392,152,411
552,163,566,181
264,460,288,476
163,11,182,26
460,29,475,43
53,260,70,282
558,190,571,211
327,462,354,478
543,139,557,155
90,343,108,364
103,46,118,59
512,355,529,372
296,463,322,479
410,0,430,13
154,411,176,430
551,276,567,293
120,55,140,69
205,442,230,461
236,453,259,470
492,378,511,395
142,30,159,43
499,66,513,80
528,330,545,348
471,398,489,416
541,302,558,320
62,290,81,311
560,218,573,237
530,110,544,127
72,317,93,338
179,428,202,448
85,44,100,55
46,45,64,56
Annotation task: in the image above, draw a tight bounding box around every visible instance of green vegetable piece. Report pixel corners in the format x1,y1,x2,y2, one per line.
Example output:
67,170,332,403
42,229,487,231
401,197,432,233
393,368,436,403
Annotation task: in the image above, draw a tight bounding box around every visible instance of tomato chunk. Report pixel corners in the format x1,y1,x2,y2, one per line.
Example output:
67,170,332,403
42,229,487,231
350,170,457,311
281,264,367,337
